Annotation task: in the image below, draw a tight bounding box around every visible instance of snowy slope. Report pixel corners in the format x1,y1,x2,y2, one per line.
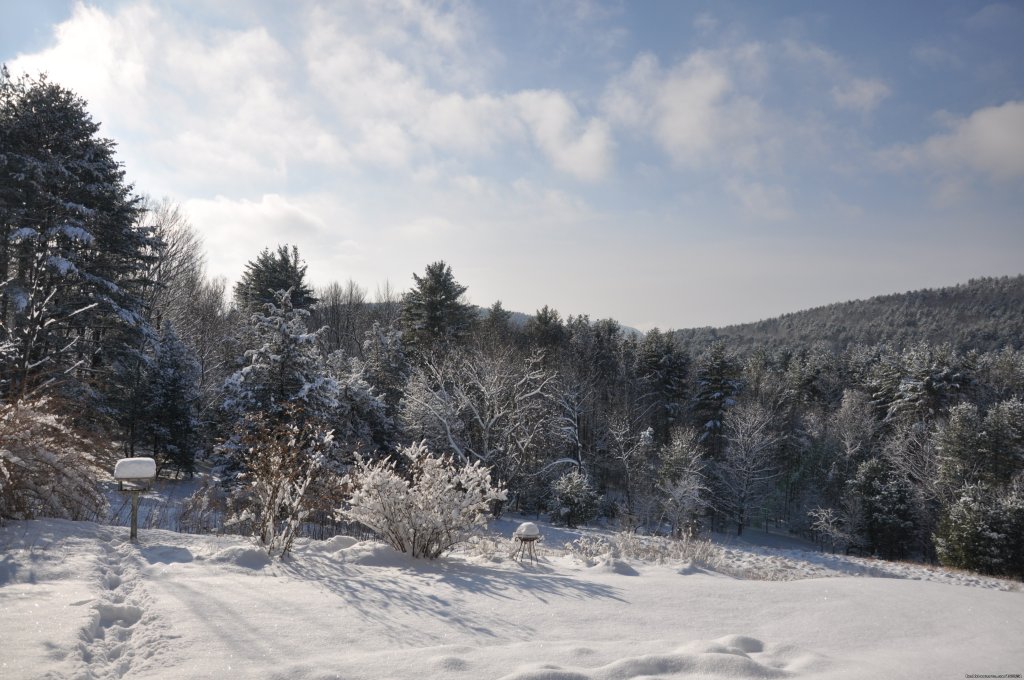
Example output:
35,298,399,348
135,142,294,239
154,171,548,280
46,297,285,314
1,519,1022,680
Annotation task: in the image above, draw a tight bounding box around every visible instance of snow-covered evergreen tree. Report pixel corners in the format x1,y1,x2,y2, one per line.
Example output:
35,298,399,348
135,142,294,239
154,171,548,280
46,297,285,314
221,290,336,426
144,324,202,476
233,245,316,312
845,458,916,559
324,349,392,451
549,467,599,528
360,321,410,420
0,68,156,406
636,328,689,445
691,341,742,457
400,260,475,353
935,478,1024,578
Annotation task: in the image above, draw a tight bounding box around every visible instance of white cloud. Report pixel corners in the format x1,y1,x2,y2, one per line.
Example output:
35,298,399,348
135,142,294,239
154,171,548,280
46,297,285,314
304,4,612,180
832,78,890,114
12,0,614,195
513,91,613,182
921,102,1024,181
10,2,348,195
782,39,892,116
885,101,1024,183
602,50,765,168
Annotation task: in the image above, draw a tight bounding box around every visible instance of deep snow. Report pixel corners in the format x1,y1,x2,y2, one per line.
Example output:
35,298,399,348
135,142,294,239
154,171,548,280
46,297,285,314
2,517,1022,679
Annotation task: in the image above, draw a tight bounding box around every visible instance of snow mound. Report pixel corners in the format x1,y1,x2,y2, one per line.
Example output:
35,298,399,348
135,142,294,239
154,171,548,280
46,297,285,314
140,546,193,564
677,561,722,577
208,546,271,569
496,635,814,680
306,534,359,553
591,558,639,576
340,541,411,567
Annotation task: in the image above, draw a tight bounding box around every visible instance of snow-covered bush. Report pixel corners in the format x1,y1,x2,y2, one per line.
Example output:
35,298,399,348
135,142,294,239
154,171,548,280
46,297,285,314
0,399,107,522
339,441,506,559
564,531,723,570
225,407,335,557
179,478,228,534
549,468,599,528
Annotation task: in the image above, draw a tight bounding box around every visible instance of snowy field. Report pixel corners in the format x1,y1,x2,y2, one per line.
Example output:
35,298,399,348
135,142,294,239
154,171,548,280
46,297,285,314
2,516,1022,680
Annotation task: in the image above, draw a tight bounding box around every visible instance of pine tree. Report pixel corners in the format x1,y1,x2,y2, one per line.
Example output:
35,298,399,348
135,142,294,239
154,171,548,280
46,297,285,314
526,305,566,357
233,245,316,312
637,328,689,444
400,261,475,353
938,398,1024,492
144,324,202,476
691,341,742,457
935,479,1024,578
324,349,392,451
480,300,514,349
0,68,156,404
846,458,916,559
221,290,335,427
360,321,410,421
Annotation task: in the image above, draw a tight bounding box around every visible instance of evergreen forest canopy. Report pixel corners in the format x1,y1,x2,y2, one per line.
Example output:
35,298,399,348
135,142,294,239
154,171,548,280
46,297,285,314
672,275,1024,355
1,69,1023,576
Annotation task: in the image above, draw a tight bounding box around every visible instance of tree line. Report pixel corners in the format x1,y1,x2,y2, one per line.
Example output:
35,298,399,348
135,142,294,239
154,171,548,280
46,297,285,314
1,69,1022,574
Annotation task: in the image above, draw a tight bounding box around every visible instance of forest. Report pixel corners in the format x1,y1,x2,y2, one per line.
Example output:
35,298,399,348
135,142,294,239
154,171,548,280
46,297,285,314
2,69,1022,577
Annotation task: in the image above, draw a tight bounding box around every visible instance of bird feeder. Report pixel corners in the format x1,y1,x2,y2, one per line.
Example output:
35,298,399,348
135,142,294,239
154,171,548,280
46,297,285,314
114,457,156,541
512,522,542,564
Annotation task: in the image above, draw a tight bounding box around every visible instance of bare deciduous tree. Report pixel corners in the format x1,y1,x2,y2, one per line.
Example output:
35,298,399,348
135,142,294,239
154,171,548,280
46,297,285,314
714,400,781,535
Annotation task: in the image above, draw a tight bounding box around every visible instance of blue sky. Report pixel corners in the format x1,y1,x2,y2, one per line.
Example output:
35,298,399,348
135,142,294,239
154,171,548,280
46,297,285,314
3,0,1022,329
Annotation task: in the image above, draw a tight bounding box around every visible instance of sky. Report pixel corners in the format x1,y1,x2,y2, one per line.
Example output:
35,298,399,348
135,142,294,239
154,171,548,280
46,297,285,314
2,0,1023,330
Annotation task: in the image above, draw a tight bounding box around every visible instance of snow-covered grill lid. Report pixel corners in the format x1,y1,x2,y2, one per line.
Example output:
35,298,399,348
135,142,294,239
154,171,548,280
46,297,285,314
514,522,541,538
114,457,156,481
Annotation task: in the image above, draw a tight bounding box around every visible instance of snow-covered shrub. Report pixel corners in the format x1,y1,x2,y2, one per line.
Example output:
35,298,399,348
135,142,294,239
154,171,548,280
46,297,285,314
564,531,723,570
179,478,227,534
339,441,506,559
0,399,107,522
225,407,335,557
549,468,599,528
461,533,515,562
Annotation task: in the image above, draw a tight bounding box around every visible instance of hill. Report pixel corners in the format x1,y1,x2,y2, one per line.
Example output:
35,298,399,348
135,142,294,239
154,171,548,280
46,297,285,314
673,275,1024,354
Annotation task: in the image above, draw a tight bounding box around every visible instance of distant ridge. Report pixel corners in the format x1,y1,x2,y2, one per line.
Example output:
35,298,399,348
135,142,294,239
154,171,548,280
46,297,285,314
672,275,1024,354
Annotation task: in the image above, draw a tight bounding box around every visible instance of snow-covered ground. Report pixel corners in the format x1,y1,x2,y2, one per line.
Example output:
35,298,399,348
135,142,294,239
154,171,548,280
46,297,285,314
2,516,1021,680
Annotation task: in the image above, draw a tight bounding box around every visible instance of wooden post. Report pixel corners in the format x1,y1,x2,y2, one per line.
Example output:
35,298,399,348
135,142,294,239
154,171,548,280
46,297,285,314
130,490,140,541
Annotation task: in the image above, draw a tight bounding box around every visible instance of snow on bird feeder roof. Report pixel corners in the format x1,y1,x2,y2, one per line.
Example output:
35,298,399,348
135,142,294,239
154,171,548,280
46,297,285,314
514,522,541,538
114,457,156,481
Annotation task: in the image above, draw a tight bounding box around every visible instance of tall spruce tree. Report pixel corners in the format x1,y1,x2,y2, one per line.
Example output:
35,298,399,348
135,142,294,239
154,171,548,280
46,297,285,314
233,245,316,312
692,341,742,457
0,68,155,405
400,261,475,353
144,324,202,476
